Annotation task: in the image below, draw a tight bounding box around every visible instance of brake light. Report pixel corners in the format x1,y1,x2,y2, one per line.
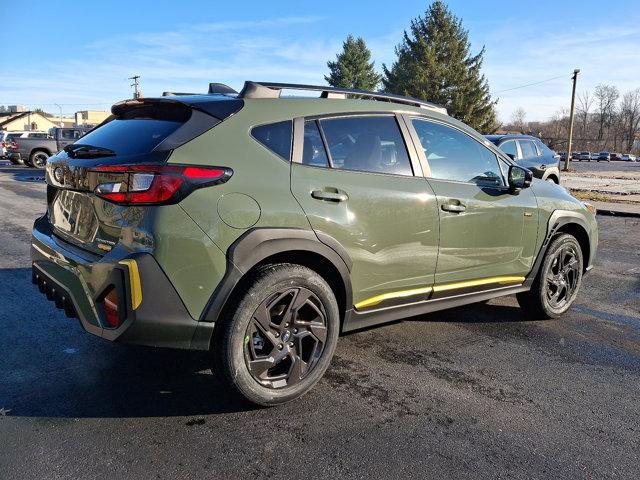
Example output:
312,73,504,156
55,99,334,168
91,165,232,205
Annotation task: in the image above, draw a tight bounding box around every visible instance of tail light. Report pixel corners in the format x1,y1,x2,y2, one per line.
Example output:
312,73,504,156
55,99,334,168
91,164,232,205
102,287,120,328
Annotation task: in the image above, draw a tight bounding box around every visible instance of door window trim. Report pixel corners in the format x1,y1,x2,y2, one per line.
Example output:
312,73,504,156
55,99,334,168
403,115,508,188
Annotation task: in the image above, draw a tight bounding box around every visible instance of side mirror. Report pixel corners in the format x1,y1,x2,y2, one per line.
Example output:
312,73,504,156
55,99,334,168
508,165,532,191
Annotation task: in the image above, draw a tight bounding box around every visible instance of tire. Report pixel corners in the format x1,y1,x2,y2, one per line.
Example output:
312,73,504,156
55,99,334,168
517,234,583,319
213,263,340,406
29,150,50,169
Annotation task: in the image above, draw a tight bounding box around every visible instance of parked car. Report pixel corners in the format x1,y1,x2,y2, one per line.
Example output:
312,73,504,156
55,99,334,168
31,81,598,405
610,152,623,161
8,127,88,168
621,153,637,162
596,151,611,162
485,134,561,183
578,151,591,161
1,131,49,164
571,151,580,160
558,151,567,162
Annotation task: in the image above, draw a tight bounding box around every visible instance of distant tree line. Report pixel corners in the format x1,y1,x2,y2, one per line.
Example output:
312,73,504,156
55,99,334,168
324,1,499,133
502,86,640,154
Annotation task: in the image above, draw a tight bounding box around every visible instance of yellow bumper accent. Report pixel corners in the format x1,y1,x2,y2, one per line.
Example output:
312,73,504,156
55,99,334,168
118,259,142,310
354,286,433,310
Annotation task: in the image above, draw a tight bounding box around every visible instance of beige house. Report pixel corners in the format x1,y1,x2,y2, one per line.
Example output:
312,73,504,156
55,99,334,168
75,110,110,127
0,111,59,132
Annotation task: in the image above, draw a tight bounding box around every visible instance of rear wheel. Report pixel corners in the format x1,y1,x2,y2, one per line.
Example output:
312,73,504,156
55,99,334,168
517,234,583,319
29,150,50,169
213,264,339,406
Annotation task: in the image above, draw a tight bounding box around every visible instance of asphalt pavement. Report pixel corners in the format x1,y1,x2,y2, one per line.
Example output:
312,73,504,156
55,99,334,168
1,162,639,479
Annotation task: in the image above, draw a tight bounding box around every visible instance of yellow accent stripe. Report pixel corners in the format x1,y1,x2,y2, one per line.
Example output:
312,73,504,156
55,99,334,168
432,276,525,293
118,259,142,310
354,286,433,310
354,276,525,311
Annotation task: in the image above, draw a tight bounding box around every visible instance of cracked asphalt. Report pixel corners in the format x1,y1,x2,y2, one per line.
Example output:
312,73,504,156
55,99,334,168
0,162,639,479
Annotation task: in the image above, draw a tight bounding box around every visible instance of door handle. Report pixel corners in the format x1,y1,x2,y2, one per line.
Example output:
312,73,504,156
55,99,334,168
311,188,348,203
441,201,466,213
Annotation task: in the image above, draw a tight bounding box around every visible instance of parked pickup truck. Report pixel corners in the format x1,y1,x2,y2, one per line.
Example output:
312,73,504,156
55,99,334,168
8,127,88,168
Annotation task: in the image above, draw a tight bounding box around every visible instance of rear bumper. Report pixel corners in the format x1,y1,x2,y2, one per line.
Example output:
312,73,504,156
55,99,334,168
31,215,214,350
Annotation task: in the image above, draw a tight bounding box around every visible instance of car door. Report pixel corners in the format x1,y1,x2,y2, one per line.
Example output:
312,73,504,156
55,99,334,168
290,114,440,311
406,117,539,291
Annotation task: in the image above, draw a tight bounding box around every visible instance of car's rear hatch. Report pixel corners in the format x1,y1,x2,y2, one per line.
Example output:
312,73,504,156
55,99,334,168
45,95,243,255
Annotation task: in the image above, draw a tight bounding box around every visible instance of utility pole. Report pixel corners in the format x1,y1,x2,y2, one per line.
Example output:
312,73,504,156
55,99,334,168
564,68,580,171
54,103,63,127
129,75,143,99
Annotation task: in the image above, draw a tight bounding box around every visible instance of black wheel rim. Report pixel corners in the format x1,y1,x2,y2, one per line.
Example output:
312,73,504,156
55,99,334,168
33,153,48,168
545,245,580,309
244,287,328,389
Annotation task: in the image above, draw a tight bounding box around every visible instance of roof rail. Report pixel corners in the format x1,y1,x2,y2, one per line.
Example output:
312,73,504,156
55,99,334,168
238,81,447,114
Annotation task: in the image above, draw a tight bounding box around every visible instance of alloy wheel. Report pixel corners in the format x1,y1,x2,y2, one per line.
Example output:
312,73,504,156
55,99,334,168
544,245,580,309
32,152,48,168
244,287,328,389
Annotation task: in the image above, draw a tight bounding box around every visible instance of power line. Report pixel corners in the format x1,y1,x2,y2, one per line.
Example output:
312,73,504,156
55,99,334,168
494,75,566,94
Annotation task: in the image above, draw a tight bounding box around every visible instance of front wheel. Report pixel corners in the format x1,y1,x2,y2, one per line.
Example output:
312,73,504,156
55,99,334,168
517,234,583,319
213,264,340,406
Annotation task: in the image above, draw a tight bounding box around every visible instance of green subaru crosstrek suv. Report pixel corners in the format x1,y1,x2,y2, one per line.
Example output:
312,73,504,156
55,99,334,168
31,81,598,405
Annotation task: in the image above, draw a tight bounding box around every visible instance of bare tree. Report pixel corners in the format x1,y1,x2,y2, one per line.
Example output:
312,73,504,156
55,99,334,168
594,84,619,143
576,90,593,139
510,107,528,132
619,88,640,152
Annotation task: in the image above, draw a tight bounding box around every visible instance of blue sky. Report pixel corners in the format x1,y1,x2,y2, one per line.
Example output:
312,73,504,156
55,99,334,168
4,0,640,122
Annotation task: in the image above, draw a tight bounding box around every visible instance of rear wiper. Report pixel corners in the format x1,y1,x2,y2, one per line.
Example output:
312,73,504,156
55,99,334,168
64,144,116,158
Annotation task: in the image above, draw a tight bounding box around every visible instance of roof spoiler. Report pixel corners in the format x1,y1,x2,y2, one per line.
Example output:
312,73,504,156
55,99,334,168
238,81,447,114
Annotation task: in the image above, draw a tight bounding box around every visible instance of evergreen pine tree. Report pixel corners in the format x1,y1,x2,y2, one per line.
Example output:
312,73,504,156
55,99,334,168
383,1,498,132
325,35,381,91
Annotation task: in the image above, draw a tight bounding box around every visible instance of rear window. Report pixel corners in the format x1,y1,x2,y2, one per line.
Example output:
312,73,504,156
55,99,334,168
251,121,292,160
76,103,190,157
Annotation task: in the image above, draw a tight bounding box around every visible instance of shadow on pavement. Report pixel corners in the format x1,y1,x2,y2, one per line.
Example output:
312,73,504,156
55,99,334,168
0,162,45,183
0,267,257,418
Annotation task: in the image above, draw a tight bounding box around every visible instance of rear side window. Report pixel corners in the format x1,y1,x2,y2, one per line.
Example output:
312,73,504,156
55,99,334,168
411,119,503,186
518,140,538,159
319,116,412,176
251,121,292,160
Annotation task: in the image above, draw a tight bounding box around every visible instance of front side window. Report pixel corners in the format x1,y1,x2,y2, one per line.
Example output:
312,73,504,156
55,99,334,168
251,120,292,160
518,140,538,159
499,140,519,159
319,116,413,176
411,119,503,186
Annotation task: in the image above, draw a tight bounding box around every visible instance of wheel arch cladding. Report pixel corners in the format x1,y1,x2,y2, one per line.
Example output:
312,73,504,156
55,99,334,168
556,222,590,269
202,228,353,329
